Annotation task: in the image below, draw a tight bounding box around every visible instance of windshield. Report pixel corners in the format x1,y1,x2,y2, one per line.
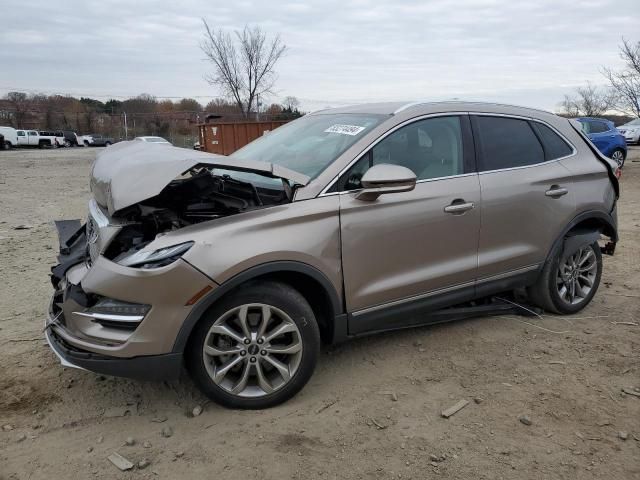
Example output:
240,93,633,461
626,119,640,126
147,137,168,143
231,113,387,179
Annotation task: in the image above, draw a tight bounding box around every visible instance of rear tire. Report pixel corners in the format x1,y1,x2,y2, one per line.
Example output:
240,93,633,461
186,281,320,409
3,141,10,150
528,240,602,314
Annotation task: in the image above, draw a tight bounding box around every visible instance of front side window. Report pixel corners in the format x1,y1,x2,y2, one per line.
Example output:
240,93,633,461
474,116,544,171
231,113,386,180
335,116,465,192
28,131,37,136
371,116,464,180
530,122,573,160
18,131,25,136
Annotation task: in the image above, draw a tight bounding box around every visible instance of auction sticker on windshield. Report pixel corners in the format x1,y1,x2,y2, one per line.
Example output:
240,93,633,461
324,124,366,136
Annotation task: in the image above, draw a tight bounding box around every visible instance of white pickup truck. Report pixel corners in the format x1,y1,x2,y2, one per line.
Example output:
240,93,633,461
15,130,62,148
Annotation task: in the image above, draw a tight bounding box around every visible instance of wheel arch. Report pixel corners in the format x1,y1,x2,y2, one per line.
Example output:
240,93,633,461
545,210,617,266
173,261,345,353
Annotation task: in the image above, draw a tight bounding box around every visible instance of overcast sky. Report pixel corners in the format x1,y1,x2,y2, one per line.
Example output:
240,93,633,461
1,0,638,112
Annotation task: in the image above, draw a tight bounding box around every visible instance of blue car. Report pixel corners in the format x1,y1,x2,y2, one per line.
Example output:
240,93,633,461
576,117,627,168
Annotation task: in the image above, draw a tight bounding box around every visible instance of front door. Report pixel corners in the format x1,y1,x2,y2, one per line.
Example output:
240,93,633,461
16,130,27,146
337,115,481,334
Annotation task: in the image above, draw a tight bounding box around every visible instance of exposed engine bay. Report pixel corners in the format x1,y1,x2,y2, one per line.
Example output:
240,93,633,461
104,167,290,262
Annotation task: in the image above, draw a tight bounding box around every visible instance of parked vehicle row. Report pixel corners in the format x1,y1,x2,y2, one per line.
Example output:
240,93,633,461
0,126,115,149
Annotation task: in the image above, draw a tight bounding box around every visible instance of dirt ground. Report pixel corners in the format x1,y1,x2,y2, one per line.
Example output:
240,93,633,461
0,145,638,480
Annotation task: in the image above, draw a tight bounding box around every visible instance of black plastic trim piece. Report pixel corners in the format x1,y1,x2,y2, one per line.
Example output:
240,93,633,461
545,209,618,266
172,261,343,352
47,330,182,380
348,285,476,336
348,268,542,337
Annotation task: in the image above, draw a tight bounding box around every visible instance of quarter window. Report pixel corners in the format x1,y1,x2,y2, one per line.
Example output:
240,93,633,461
530,122,573,160
474,116,544,171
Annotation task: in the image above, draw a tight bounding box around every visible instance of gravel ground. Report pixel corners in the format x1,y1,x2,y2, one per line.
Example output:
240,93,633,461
0,146,638,480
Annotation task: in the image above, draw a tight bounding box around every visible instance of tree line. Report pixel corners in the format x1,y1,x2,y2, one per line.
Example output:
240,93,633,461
0,91,302,141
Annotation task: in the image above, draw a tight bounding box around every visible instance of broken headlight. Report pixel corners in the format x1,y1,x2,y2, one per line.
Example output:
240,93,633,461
117,241,194,269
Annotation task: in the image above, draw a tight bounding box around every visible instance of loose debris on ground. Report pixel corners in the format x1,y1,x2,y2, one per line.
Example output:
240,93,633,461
0,147,638,479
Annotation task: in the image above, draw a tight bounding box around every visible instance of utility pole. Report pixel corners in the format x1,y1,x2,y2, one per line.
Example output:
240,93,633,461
123,112,128,140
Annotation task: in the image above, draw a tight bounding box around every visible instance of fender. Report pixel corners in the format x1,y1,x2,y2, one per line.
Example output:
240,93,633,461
545,209,617,266
172,261,343,352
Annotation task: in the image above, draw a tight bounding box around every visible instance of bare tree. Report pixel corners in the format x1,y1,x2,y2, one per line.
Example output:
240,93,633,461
201,21,287,118
559,82,616,117
602,38,640,117
282,96,300,111
6,91,29,128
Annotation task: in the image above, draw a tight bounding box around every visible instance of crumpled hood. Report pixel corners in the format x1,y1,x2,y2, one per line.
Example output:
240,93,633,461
90,141,310,215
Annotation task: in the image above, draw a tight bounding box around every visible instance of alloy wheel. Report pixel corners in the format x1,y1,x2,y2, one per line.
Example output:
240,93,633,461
556,245,598,305
202,303,303,398
611,149,624,168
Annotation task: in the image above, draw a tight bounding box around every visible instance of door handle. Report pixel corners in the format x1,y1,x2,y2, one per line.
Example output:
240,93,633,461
444,201,474,214
545,186,568,198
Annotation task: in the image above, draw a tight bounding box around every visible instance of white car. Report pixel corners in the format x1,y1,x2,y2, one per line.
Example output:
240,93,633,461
617,118,640,145
0,126,18,149
134,136,172,145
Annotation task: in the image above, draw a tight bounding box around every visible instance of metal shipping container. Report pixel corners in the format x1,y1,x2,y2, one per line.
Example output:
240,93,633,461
198,121,290,155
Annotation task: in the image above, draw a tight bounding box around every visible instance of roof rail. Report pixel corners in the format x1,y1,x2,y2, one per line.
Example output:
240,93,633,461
393,100,554,116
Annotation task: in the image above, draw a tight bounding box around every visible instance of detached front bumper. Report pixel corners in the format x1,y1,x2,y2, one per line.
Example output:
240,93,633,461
45,219,216,380
44,324,183,380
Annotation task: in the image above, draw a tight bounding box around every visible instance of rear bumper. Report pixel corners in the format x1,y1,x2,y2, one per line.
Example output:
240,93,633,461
45,323,182,380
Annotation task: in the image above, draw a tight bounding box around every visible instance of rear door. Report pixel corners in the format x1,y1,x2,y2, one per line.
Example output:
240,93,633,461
28,130,39,146
472,115,577,287
337,115,481,333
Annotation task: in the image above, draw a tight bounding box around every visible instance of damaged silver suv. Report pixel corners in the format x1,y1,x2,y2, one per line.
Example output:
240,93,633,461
46,102,619,409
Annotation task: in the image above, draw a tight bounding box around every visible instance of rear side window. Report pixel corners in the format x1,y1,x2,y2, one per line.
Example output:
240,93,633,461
474,116,544,171
581,120,609,134
590,121,610,133
530,122,573,160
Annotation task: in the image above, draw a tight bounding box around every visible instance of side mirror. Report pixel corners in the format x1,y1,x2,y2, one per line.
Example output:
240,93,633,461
355,164,417,201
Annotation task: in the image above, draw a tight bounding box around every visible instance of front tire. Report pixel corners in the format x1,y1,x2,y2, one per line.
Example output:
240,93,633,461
528,241,602,314
186,281,320,409
610,148,625,168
